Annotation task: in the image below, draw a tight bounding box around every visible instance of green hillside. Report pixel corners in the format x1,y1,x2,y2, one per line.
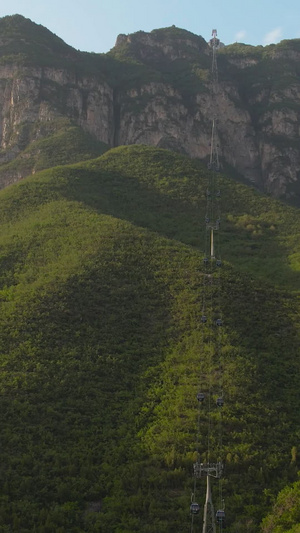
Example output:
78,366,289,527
0,123,108,186
0,145,300,532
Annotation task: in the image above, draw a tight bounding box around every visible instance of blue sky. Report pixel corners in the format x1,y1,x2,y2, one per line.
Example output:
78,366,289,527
0,0,299,53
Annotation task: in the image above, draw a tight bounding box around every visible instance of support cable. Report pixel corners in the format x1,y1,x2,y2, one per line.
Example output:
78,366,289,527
191,28,226,533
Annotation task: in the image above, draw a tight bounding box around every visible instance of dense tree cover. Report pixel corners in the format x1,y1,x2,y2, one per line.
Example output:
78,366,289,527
0,145,299,532
261,477,300,532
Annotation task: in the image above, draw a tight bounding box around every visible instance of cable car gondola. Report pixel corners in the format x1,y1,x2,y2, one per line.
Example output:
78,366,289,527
216,397,224,407
216,509,226,525
190,502,200,515
197,392,205,403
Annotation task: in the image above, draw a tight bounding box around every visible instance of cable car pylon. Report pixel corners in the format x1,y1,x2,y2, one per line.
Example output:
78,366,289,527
191,28,225,533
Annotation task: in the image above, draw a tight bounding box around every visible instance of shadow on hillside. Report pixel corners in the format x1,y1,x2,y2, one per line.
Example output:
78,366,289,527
40,250,173,395
221,267,300,454
221,219,300,290
63,165,300,290
65,166,203,246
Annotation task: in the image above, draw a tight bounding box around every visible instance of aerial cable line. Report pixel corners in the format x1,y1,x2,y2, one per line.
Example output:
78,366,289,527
191,28,226,533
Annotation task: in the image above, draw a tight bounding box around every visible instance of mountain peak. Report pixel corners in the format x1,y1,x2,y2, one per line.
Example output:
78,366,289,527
113,26,208,63
0,13,76,65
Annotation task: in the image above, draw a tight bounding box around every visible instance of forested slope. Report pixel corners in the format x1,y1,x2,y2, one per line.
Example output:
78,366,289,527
0,145,299,532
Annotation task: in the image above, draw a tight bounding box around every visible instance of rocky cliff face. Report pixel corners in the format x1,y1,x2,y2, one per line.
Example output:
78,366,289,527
112,30,300,201
0,66,114,159
116,80,262,185
0,16,300,204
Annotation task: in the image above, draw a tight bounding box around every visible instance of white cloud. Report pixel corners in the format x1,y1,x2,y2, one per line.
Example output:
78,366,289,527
263,27,283,45
235,30,246,42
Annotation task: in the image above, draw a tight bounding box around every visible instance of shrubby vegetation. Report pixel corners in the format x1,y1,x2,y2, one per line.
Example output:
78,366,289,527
0,14,77,67
0,145,299,531
0,123,108,183
261,477,300,532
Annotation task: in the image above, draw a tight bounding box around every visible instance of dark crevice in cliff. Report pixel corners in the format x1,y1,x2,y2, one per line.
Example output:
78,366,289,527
81,90,88,119
113,88,121,147
38,68,45,103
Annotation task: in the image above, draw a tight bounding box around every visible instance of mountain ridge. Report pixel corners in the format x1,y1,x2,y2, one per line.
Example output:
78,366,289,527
0,15,299,204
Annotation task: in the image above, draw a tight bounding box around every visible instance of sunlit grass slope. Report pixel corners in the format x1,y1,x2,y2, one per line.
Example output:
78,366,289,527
0,145,299,532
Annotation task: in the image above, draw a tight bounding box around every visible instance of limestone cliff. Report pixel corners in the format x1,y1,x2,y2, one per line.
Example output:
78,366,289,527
111,30,300,201
0,15,299,204
0,65,114,155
